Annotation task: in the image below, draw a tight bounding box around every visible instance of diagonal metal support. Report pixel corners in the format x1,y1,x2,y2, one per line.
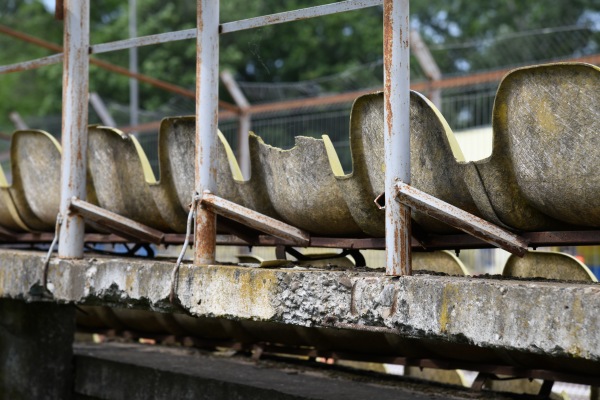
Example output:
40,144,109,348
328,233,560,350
200,192,310,246
392,181,529,256
68,197,164,244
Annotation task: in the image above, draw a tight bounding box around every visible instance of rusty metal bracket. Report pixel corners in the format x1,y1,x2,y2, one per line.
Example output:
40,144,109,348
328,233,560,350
200,191,311,246
68,197,164,244
392,182,529,256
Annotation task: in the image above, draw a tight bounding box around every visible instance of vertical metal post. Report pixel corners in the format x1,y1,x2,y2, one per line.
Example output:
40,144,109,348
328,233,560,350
238,113,251,179
129,0,139,133
383,0,411,275
194,0,219,265
410,29,442,109
58,0,89,258
220,70,251,179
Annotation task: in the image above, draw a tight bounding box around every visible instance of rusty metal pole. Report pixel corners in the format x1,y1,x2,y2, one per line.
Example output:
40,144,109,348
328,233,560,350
58,0,89,258
383,0,411,275
194,0,219,265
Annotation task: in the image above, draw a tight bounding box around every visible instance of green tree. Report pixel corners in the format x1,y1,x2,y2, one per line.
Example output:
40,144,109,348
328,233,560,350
0,0,598,132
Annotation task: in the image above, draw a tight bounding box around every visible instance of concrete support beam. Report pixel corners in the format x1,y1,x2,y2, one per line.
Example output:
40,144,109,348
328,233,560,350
1,249,599,372
0,299,75,399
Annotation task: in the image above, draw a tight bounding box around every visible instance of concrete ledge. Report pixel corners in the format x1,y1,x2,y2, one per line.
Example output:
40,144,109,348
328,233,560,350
1,250,600,371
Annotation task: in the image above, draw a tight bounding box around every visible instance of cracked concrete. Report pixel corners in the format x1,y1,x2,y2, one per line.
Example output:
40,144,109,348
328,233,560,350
1,249,599,377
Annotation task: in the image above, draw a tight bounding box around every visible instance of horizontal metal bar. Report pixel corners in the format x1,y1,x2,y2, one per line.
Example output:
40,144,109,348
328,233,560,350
220,0,382,34
0,24,238,113
69,197,164,244
85,1,384,56
393,182,529,256
2,230,600,251
90,29,196,55
201,192,311,246
0,53,63,74
0,24,62,52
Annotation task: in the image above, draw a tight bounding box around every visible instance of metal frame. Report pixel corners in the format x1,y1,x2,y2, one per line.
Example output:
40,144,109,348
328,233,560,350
0,53,64,74
3,230,600,249
5,0,599,276
0,25,238,114
201,192,310,245
191,0,412,271
0,0,560,273
68,198,164,244
391,182,528,256
0,0,412,272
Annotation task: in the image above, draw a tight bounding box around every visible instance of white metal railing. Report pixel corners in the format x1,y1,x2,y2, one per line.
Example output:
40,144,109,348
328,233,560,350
0,1,384,72
58,0,90,257
196,0,412,272
0,0,412,275
383,0,411,274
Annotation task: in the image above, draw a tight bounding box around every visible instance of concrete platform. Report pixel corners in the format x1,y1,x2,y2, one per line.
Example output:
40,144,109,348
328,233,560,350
1,249,599,378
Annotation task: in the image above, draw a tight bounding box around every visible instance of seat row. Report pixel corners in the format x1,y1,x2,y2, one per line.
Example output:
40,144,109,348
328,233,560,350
0,62,597,236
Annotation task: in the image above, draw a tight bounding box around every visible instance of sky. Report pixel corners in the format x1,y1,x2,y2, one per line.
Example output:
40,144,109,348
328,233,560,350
41,0,54,13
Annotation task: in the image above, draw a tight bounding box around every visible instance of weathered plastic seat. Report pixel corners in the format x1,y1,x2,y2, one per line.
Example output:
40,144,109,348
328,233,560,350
236,133,280,218
413,251,469,276
87,126,171,231
501,249,596,379
465,63,600,230
324,90,478,236
3,130,100,233
503,250,597,282
8,130,65,231
256,135,362,235
151,117,277,232
404,367,467,387
486,378,565,399
0,163,29,232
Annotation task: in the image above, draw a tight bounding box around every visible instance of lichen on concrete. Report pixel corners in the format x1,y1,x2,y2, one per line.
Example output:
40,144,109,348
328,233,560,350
1,249,600,376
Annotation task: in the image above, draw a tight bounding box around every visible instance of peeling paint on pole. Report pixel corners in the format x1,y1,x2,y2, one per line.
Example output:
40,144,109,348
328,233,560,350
383,0,411,275
58,0,90,258
194,0,220,265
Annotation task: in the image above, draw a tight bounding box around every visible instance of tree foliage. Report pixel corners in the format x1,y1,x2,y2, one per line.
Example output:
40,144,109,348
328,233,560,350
0,0,598,130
